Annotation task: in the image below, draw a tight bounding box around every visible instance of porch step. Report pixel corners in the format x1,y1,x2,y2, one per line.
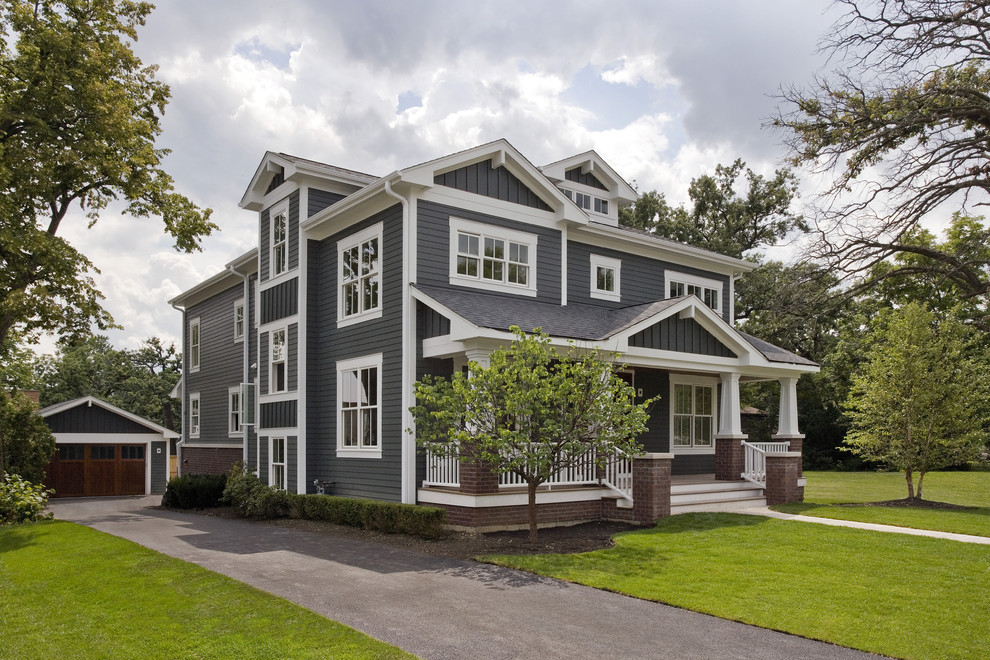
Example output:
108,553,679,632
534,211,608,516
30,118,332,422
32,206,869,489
671,496,768,514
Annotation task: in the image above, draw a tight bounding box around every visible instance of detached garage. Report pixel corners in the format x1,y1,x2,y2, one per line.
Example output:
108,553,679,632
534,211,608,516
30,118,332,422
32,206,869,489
40,397,177,497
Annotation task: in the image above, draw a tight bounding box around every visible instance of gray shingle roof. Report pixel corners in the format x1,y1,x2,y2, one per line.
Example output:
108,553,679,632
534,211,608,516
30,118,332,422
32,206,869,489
414,285,818,367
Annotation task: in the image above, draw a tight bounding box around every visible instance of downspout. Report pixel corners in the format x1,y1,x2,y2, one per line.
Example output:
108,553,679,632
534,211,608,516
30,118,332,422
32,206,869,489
383,177,417,505
170,301,186,477
227,265,251,466
730,271,742,326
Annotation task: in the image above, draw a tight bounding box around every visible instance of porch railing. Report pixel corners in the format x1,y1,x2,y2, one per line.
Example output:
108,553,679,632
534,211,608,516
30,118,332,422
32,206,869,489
424,452,461,487
741,440,790,486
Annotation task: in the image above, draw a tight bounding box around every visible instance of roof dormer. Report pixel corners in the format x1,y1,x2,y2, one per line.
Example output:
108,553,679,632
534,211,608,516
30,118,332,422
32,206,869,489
540,151,638,227
239,151,378,211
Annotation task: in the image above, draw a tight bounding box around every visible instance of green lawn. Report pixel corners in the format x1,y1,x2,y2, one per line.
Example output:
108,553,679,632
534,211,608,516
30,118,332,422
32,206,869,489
773,470,990,537
0,520,414,659
486,513,990,660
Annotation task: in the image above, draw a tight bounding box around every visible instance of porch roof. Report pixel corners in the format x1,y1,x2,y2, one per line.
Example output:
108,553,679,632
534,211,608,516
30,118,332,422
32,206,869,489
413,284,817,367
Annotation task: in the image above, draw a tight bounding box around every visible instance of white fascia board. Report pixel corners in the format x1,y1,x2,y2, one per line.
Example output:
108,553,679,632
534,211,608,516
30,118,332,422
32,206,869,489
540,150,638,203
168,266,245,308
570,223,756,277
53,433,163,444
620,347,819,377
226,248,259,276
239,151,286,210
301,176,394,241
40,396,179,438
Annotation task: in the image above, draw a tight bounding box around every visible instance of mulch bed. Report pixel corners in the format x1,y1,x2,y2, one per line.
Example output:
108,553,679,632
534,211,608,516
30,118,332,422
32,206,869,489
834,498,973,510
159,505,636,561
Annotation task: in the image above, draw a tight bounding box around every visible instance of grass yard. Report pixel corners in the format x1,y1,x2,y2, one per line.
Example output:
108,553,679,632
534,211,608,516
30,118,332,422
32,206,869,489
0,520,414,659
773,470,990,537
485,513,990,660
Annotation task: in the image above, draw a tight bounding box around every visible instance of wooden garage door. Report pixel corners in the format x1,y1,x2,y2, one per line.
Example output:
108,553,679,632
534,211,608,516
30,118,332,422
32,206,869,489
46,445,145,497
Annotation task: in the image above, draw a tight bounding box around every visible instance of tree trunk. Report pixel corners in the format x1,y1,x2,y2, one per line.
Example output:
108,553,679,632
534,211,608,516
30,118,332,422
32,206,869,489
0,420,5,479
905,467,915,500
915,471,925,501
527,480,538,544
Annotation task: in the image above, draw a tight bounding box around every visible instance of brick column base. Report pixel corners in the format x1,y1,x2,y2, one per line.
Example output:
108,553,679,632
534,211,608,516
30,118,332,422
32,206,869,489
458,459,499,495
633,453,673,525
765,452,803,505
772,434,804,476
715,434,747,481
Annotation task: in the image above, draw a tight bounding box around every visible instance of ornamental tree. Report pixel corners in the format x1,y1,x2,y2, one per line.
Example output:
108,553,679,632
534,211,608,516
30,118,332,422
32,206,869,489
843,303,988,500
412,327,654,543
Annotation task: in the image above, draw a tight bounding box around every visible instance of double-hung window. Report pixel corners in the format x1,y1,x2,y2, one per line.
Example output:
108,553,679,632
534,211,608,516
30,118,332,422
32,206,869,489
271,209,288,277
672,382,715,449
270,328,286,393
590,254,621,301
189,393,200,438
339,224,382,323
189,318,200,372
337,354,382,458
667,273,723,313
228,387,242,436
234,300,245,341
450,218,536,295
271,437,285,490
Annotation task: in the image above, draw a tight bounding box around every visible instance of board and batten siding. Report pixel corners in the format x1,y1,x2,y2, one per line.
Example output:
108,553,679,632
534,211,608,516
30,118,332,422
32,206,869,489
567,240,732,322
45,406,157,434
307,204,404,500
416,199,563,304
434,159,553,211
628,316,736,358
260,278,299,324
185,282,246,447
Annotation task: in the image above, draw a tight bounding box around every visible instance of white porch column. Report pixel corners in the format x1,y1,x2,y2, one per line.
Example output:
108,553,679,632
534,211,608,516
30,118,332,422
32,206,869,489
464,349,491,371
717,372,743,437
775,377,802,438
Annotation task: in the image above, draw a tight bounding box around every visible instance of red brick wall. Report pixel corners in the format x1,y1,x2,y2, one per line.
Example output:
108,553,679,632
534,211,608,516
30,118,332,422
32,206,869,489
765,454,803,505
181,447,241,476
436,499,605,529
715,436,746,480
633,455,672,524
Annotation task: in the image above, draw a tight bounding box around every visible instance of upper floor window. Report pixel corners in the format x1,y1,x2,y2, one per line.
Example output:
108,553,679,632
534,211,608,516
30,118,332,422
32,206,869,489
337,354,382,459
667,272,723,313
189,393,200,438
270,328,286,393
590,254,621,302
449,217,537,297
189,318,201,372
271,209,288,277
563,189,609,216
338,223,382,325
234,299,245,342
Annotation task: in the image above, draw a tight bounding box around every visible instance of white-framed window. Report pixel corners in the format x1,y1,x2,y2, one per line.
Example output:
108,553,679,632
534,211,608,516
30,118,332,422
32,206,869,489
270,328,287,393
234,299,245,342
337,353,382,458
338,223,382,325
563,189,609,216
189,393,200,438
270,437,286,490
667,272,723,313
590,254,621,301
271,207,288,277
449,217,537,296
670,377,718,451
228,387,242,436
189,317,201,373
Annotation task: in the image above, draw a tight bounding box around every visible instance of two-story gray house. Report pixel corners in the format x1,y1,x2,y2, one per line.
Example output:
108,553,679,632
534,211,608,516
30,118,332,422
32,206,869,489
169,139,817,529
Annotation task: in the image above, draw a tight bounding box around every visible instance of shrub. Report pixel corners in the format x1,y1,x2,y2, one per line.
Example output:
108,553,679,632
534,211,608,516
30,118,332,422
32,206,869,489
161,473,227,509
221,462,290,518
290,493,447,539
0,473,53,525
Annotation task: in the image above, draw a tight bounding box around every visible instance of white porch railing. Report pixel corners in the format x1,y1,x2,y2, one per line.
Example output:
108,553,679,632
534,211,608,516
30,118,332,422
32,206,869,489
423,447,634,502
741,440,790,486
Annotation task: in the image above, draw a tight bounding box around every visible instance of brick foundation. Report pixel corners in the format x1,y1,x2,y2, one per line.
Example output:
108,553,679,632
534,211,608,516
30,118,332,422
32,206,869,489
632,453,673,525
436,498,607,530
772,435,804,476
181,447,242,476
765,452,803,505
715,435,747,481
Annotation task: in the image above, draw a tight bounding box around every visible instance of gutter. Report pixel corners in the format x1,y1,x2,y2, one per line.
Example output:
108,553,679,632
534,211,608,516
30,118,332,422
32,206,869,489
170,300,186,478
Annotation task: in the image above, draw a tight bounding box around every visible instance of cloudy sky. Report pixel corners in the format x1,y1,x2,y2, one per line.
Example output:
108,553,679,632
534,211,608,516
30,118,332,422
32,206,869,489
51,0,842,355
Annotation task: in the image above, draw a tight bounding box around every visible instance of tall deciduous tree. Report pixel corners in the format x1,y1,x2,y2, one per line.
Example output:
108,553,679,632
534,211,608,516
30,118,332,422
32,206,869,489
843,303,988,499
0,392,55,482
0,0,214,474
775,0,990,323
412,328,653,543
619,159,804,259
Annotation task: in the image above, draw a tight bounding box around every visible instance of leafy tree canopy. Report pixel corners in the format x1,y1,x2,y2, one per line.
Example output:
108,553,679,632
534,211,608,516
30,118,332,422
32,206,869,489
412,327,653,543
619,159,805,259
0,392,55,482
775,0,990,313
0,0,216,350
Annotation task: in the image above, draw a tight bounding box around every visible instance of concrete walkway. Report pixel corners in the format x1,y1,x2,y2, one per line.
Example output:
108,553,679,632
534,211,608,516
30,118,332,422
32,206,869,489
733,505,990,545
49,496,880,660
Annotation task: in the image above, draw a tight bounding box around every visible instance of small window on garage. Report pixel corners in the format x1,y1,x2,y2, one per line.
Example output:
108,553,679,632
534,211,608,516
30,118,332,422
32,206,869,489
91,446,115,460
58,445,84,460
121,446,145,460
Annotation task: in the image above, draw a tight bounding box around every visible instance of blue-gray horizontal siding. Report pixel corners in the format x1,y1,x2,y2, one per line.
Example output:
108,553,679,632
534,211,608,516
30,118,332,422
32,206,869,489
45,406,158,434
629,316,735,357
259,437,269,485
288,436,297,493
288,190,300,271
415,307,455,486
673,454,716,475
260,400,298,428
185,282,245,447
151,441,168,494
567,240,731,321
417,200,562,304
434,159,552,211
260,277,299,324
309,188,346,217
565,167,607,190
307,204,404,500
259,208,270,282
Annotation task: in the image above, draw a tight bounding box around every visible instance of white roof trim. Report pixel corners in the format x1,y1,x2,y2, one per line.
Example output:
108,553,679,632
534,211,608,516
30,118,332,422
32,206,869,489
39,396,180,439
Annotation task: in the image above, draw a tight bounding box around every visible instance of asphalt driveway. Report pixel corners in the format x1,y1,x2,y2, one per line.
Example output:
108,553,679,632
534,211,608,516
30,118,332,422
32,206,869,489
50,496,880,660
